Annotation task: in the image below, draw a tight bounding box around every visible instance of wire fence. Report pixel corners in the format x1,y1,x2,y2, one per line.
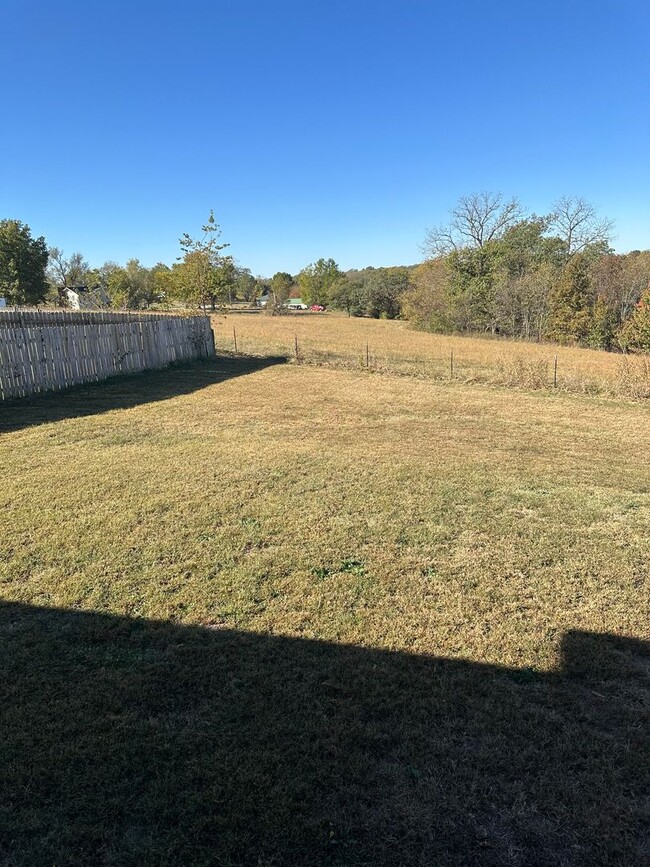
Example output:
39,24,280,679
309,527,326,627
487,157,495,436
225,325,650,400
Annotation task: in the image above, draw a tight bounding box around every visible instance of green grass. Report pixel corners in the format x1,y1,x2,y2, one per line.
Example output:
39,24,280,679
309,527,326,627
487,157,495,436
1,355,649,865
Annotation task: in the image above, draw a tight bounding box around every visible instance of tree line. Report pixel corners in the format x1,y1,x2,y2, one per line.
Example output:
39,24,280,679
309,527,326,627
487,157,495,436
404,193,650,351
1,194,649,351
0,214,411,320
0,212,259,311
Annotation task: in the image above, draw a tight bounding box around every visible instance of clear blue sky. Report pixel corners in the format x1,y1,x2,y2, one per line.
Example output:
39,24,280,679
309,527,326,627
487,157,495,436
2,0,649,276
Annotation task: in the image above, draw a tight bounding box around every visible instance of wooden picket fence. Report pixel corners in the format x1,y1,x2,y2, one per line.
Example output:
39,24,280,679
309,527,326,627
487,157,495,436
0,310,215,400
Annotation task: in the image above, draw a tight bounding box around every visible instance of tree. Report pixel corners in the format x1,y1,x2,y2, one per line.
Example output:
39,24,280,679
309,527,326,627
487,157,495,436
364,268,410,319
489,220,563,338
618,286,650,351
493,262,556,341
150,263,174,308
423,192,523,257
588,253,649,328
587,295,617,350
546,253,594,343
331,273,369,317
0,219,49,305
548,196,614,259
298,258,343,306
104,259,161,309
47,248,91,306
267,271,294,313
178,211,231,309
401,258,453,331
446,244,502,333
233,267,258,303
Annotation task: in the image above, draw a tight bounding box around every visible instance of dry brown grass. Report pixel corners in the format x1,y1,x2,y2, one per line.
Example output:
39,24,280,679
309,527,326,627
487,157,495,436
213,311,650,398
1,357,649,864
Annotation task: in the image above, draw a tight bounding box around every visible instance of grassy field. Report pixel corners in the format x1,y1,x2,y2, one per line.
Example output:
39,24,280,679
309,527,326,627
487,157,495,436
213,310,650,398
1,331,649,864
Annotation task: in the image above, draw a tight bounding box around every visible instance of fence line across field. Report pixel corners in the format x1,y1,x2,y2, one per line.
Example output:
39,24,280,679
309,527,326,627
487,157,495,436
0,310,215,400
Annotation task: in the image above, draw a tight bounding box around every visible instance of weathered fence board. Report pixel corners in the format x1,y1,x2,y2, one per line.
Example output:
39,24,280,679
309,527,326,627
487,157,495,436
0,311,215,400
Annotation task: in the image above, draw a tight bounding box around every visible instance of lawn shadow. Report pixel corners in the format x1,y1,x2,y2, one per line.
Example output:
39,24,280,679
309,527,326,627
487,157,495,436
0,354,287,434
0,601,647,865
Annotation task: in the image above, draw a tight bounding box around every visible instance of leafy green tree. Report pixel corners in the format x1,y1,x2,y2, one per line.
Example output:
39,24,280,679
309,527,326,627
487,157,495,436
213,256,237,307
546,254,594,343
234,267,258,302
365,268,410,319
447,245,501,333
331,274,368,317
0,219,49,305
178,211,231,309
298,258,343,306
105,259,161,309
267,271,294,312
150,263,174,307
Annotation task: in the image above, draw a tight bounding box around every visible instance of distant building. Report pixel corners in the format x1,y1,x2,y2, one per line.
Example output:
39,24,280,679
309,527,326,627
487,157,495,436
0,297,6,309
66,285,111,310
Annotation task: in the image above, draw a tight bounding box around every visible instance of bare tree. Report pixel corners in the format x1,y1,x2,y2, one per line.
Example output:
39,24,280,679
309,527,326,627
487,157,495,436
48,248,91,306
423,192,523,257
548,196,614,258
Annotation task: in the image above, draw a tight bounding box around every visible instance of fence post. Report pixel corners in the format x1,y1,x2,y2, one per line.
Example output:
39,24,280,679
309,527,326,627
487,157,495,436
553,354,558,388
294,335,299,360
450,349,454,379
233,327,238,354
365,343,369,368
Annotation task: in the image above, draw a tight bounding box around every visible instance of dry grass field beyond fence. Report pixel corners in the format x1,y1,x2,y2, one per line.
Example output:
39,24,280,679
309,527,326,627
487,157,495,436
213,310,650,398
1,321,649,865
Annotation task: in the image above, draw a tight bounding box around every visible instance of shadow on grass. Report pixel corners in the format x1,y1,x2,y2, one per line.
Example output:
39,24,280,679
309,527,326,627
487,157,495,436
0,602,647,866
0,354,287,434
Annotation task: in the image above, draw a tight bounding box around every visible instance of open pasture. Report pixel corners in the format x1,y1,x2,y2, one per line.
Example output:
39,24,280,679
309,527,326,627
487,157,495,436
213,311,650,398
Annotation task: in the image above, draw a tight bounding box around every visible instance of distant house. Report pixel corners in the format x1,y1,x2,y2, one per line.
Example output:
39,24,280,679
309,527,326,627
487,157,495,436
256,287,270,307
66,285,111,310
0,297,6,309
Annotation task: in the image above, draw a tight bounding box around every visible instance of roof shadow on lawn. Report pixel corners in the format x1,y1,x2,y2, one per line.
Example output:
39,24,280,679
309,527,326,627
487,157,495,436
0,354,287,434
1,601,647,866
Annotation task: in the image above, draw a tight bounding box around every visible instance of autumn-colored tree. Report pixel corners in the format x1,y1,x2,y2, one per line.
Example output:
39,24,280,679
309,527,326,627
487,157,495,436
587,295,617,350
618,286,650,351
401,258,453,331
546,254,594,343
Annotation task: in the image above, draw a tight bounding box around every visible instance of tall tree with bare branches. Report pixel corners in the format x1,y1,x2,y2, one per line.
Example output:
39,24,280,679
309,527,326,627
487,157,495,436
548,196,614,259
423,192,523,257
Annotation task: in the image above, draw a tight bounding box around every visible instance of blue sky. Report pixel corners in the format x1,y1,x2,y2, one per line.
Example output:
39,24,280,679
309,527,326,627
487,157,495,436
1,0,649,276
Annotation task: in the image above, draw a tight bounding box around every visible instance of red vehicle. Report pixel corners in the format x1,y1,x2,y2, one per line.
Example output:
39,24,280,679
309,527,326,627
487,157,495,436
310,304,325,312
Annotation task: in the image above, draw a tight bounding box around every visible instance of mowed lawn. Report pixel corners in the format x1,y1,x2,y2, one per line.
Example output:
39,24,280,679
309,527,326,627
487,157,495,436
1,353,649,865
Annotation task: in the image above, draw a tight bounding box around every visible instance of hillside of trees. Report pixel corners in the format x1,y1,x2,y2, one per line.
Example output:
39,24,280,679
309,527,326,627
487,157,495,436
403,193,650,352
1,194,649,352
